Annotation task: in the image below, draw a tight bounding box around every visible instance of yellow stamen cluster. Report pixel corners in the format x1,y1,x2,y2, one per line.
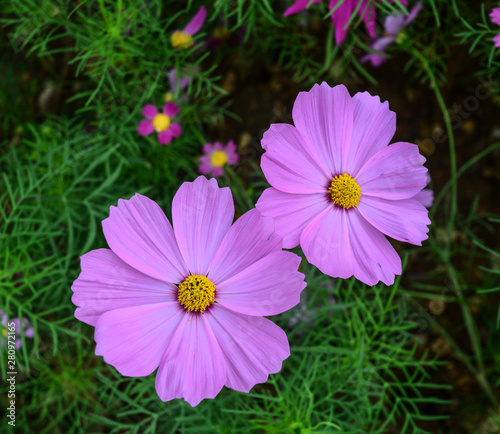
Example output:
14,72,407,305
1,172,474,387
178,275,216,313
328,173,361,209
171,30,193,49
152,113,171,132
212,27,230,40
210,150,228,167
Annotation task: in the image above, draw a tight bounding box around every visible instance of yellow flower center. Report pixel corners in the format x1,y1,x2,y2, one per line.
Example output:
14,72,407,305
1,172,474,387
163,91,174,103
178,275,216,313
211,150,228,167
2,328,7,337
328,173,361,209
152,113,171,132
171,30,193,49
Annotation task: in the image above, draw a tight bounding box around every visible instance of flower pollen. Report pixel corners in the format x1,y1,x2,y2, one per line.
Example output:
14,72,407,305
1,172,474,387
178,274,216,313
328,173,361,209
211,150,228,167
171,30,193,48
152,113,171,132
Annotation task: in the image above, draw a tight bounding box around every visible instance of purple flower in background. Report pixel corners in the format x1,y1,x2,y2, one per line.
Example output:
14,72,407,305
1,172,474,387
1,310,34,349
362,1,422,67
490,8,500,47
283,0,409,45
256,82,430,286
71,176,306,406
199,140,239,177
164,69,191,104
171,6,207,49
137,103,182,145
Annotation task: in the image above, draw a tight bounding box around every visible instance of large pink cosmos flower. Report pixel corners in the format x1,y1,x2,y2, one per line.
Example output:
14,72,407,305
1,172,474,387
137,103,182,145
71,176,306,406
256,82,430,286
283,0,408,44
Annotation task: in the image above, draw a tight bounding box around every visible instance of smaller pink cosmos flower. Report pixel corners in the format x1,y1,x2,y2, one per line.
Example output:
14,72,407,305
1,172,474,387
283,0,408,45
199,141,239,177
361,1,422,67
171,6,207,49
490,8,500,47
1,310,34,349
137,103,182,145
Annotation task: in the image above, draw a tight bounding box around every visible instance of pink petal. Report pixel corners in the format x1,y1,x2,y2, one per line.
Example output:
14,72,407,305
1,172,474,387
163,102,179,118
494,34,500,48
137,120,154,136
208,208,282,283
347,209,402,286
300,206,355,279
158,130,173,145
284,0,322,16
490,7,500,25
414,188,433,208
329,0,353,44
261,123,329,194
184,5,207,35
292,82,354,176
212,166,224,177
142,104,159,120
206,304,290,393
169,123,182,138
356,142,427,200
72,249,176,326
155,312,226,406
172,177,234,275
357,196,430,245
216,251,306,316
359,0,377,38
256,187,329,249
95,302,184,377
102,194,188,284
342,91,396,174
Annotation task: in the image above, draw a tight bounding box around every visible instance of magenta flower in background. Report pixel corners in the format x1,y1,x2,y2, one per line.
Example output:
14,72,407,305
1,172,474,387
164,69,191,104
199,140,239,177
283,0,409,44
256,82,430,286
490,8,500,47
71,176,306,406
361,1,422,67
1,310,34,349
137,103,182,145
171,6,207,49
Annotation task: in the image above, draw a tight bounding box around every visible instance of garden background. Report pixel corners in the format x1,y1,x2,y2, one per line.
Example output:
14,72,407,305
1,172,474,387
1,0,500,432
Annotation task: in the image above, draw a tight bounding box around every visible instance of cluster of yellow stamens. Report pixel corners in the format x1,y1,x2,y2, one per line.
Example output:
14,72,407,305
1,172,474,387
210,150,228,167
152,113,171,132
177,275,216,313
328,173,362,209
171,30,193,49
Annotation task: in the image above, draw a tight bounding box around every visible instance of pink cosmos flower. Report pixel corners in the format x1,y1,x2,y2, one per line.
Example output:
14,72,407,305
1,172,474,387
361,1,422,67
283,0,408,44
199,140,239,177
1,310,34,349
137,103,182,145
71,176,306,406
490,8,500,47
256,82,430,286
171,6,207,49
